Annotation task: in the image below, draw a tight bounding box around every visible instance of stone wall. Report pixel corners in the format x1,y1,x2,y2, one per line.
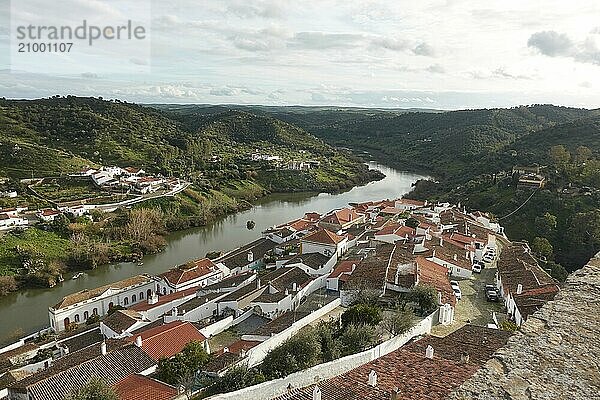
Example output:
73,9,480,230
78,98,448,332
451,252,600,400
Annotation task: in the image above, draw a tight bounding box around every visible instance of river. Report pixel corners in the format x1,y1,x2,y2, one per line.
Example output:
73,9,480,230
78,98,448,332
0,163,426,346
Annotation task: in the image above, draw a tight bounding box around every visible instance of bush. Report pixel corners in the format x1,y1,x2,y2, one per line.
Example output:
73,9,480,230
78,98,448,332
341,304,382,328
340,323,376,356
260,331,321,379
0,276,18,296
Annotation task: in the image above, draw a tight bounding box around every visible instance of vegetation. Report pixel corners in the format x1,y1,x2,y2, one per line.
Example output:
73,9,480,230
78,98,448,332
157,341,210,397
0,97,385,293
64,377,118,400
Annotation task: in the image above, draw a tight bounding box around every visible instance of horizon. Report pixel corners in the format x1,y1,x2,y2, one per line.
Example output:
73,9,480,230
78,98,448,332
2,1,600,109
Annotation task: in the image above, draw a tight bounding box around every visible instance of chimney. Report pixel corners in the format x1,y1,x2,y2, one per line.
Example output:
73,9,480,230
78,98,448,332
312,386,322,400
439,237,443,246
516,284,523,295
100,341,107,356
135,336,142,347
390,388,400,400
247,251,254,263
172,306,178,317
368,370,378,387
223,347,229,353
148,292,159,305
453,254,457,261
425,345,434,359
460,352,470,364
292,282,298,292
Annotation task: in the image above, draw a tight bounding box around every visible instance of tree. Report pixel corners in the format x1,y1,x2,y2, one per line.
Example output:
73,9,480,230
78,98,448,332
407,285,438,315
314,321,341,362
0,276,18,296
575,145,592,163
531,237,553,259
260,331,321,379
549,145,571,165
340,323,376,356
534,213,557,238
544,261,568,283
156,341,209,393
64,377,118,400
341,304,383,328
124,208,164,243
205,365,266,396
382,309,414,336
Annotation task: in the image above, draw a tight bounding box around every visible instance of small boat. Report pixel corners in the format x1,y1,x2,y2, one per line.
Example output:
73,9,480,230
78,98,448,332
72,272,84,280
246,220,256,230
58,274,64,283
137,262,144,267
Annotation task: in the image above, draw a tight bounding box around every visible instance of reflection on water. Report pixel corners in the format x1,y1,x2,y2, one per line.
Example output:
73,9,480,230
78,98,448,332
0,163,427,345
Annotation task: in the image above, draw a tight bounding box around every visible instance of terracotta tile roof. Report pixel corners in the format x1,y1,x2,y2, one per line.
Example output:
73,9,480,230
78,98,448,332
320,208,360,226
261,267,313,292
53,275,152,309
202,352,240,374
403,325,512,366
397,198,426,207
302,228,345,245
114,374,177,400
380,206,404,215
374,223,402,236
498,244,558,295
416,256,456,306
274,325,510,400
202,272,256,292
159,258,216,286
40,209,61,216
216,238,278,269
328,260,359,279
346,244,396,290
130,286,197,312
251,310,310,336
127,321,205,361
216,339,261,355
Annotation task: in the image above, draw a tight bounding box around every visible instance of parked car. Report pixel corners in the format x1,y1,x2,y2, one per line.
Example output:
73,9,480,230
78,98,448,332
450,280,460,289
485,284,499,302
453,286,462,300
472,263,482,273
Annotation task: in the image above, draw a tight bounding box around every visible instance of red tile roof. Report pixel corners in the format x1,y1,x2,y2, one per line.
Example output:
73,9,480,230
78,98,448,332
40,209,61,216
130,286,197,312
114,374,177,400
397,198,426,207
302,229,345,245
159,258,216,286
127,321,205,360
216,339,261,355
320,208,360,226
328,260,359,279
416,256,455,306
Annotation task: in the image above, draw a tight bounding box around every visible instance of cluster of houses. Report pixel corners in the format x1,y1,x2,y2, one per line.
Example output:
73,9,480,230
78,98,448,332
78,165,183,195
513,165,546,189
0,207,29,231
249,153,321,171
0,196,562,400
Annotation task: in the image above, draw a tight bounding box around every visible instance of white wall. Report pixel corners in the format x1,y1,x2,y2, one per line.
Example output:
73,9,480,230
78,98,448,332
200,309,255,339
207,310,438,400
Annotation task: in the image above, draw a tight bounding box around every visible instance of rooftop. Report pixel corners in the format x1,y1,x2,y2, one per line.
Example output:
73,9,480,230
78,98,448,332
284,252,330,269
130,286,197,312
114,374,177,400
52,275,152,310
127,321,205,361
159,258,217,286
301,228,345,245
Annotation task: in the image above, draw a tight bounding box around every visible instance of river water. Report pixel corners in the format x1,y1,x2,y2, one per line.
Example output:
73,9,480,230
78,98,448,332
0,163,426,346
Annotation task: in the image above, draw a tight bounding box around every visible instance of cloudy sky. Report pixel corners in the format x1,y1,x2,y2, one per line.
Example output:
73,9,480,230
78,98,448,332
1,0,600,109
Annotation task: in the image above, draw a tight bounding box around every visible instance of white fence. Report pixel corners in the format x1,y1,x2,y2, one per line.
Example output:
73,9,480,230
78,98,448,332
200,309,255,338
207,309,438,400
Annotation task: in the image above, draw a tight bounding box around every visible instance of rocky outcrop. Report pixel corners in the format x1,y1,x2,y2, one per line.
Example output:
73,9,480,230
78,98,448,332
451,253,600,400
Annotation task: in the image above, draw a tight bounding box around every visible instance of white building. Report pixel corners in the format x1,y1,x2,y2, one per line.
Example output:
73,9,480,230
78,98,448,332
300,229,348,258
156,258,230,294
49,275,155,332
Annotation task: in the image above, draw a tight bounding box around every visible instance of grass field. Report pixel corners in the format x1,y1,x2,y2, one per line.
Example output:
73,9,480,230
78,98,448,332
0,228,69,275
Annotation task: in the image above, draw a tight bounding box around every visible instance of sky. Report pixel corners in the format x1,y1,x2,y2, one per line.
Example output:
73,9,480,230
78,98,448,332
1,0,600,109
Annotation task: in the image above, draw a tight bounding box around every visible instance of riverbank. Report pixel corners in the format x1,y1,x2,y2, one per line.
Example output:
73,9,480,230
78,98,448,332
0,161,382,296
0,163,426,346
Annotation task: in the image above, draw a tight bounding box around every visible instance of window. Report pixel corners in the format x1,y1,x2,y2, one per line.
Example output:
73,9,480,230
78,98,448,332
139,291,144,300
63,317,70,327
74,314,80,323
147,289,152,298
132,294,137,303
156,284,160,291
84,311,89,320
162,288,167,295
109,302,114,309
124,297,129,306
